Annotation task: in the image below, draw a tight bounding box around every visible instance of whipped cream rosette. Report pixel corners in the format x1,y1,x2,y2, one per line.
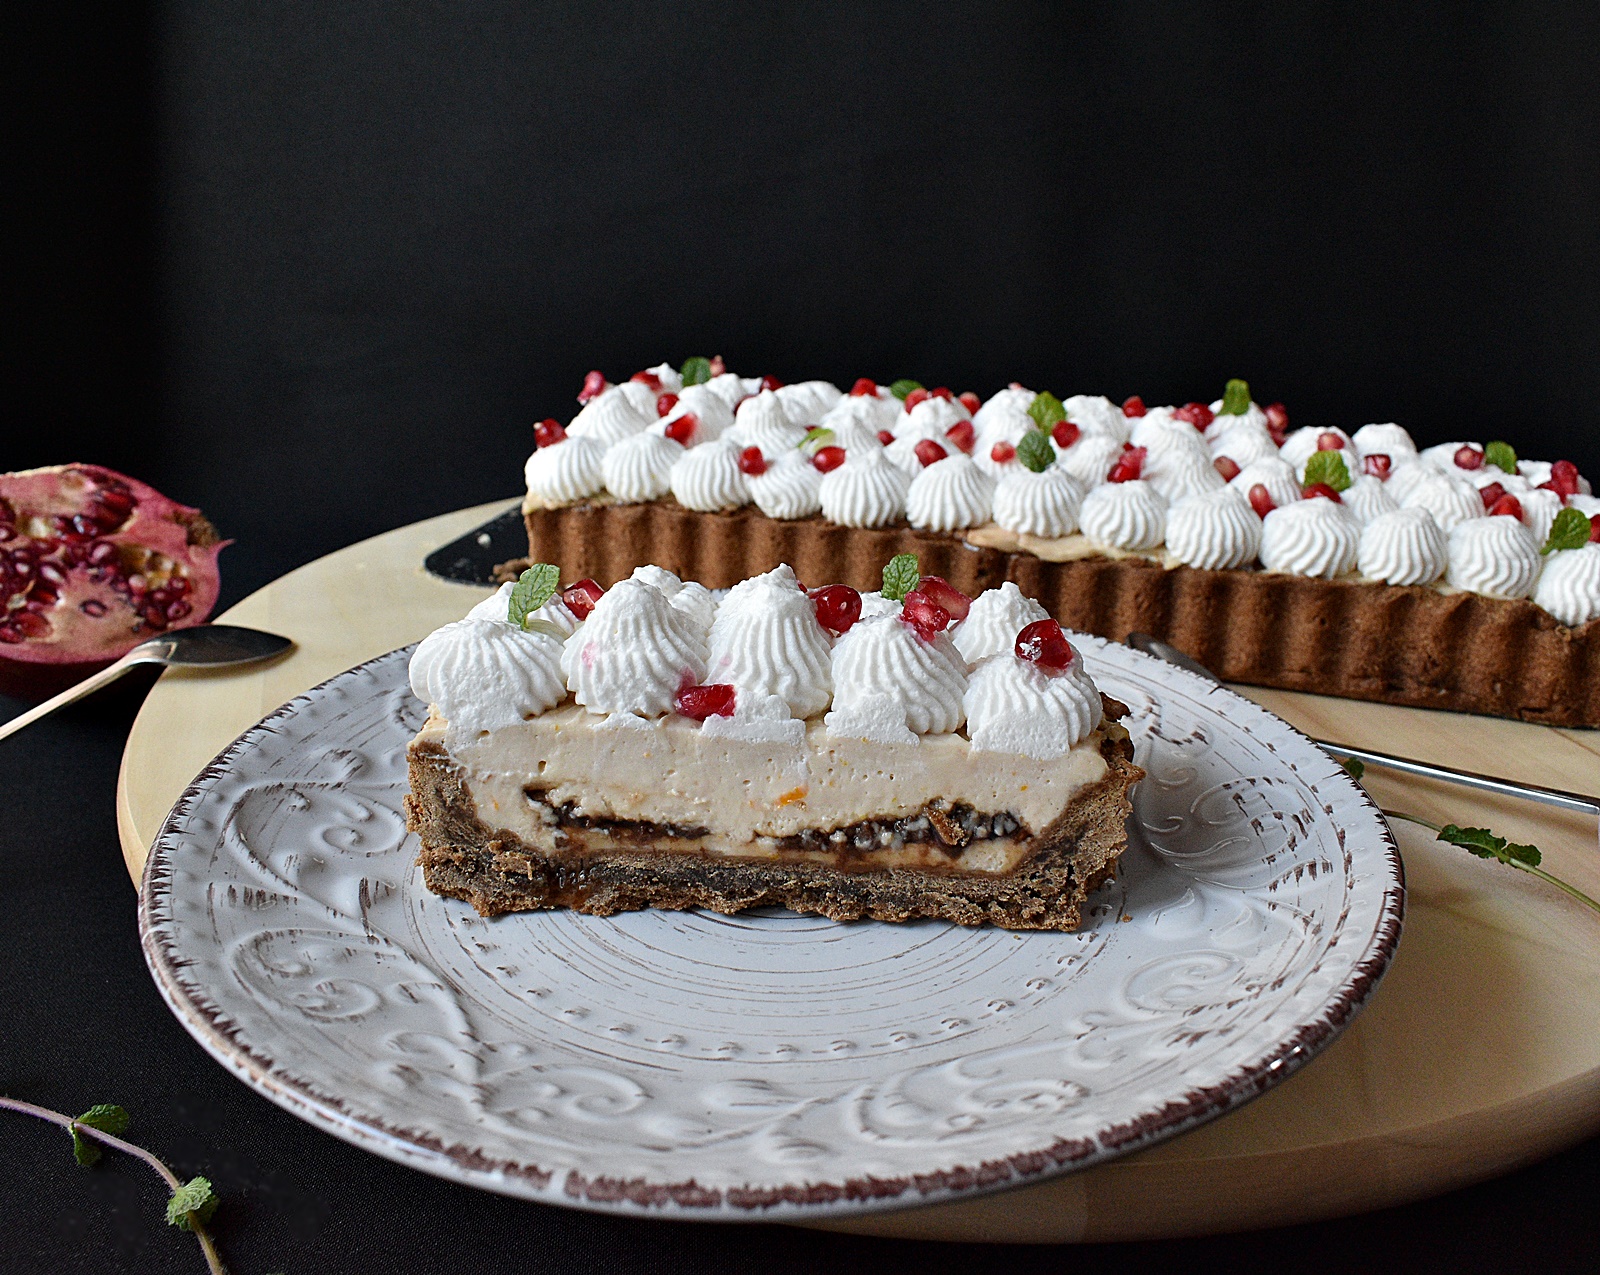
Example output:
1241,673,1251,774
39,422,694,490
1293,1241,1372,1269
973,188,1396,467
601,431,684,503
669,436,750,511
952,583,1049,663
705,565,832,719
1166,487,1262,570
819,447,910,528
906,453,994,531
1535,542,1600,627
1446,517,1542,599
1080,479,1167,551
1357,508,1448,585
525,435,605,505
567,385,652,447
410,619,567,738
1260,497,1360,578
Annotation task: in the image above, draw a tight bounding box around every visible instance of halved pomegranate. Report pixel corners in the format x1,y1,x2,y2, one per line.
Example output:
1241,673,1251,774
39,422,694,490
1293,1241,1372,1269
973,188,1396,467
0,464,227,698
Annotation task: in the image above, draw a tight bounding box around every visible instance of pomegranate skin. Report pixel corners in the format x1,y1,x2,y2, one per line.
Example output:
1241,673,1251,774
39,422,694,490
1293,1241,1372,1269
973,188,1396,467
0,464,228,700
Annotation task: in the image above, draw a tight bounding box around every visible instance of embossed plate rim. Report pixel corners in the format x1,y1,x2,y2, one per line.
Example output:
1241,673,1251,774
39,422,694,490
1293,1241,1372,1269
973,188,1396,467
138,641,1405,1219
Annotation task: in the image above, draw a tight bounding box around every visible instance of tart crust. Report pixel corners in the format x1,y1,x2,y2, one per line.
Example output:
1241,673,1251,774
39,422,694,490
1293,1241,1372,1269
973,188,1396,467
517,498,1600,726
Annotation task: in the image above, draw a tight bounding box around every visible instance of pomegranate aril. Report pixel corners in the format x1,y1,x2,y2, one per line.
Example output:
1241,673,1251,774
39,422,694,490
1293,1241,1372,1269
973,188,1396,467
1173,402,1214,429
913,439,947,468
37,563,66,587
958,391,981,414
1363,453,1392,480
629,371,661,393
1478,481,1507,510
1014,618,1075,673
1590,515,1600,543
808,584,862,635
876,430,895,447
0,624,22,644
80,599,108,617
812,445,847,473
1316,432,1343,452
931,386,953,402
904,387,930,411
12,612,50,638
1264,401,1290,438
663,414,697,445
656,393,679,417
916,575,971,621
561,578,605,620
675,682,736,720
708,355,726,376
1214,456,1241,481
1121,395,1147,417
141,604,168,629
900,590,952,641
850,377,878,397
945,420,976,453
166,600,193,621
758,375,783,393
737,447,767,476
1107,445,1147,483
1303,482,1343,502
1550,460,1582,497
1051,420,1080,449
1248,484,1276,518
1488,494,1523,520
28,585,59,608
534,418,567,448
167,574,191,596
991,441,1017,464
578,370,606,403
1453,444,1485,470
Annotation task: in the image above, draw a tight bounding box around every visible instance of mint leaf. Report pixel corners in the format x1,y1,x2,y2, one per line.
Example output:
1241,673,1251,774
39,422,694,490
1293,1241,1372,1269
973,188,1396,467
680,356,712,386
888,379,923,401
798,426,835,453
1438,823,1543,868
1339,756,1365,782
1303,449,1353,492
508,564,560,627
880,553,920,602
1484,440,1518,474
1016,429,1056,473
70,1104,129,1168
166,1176,219,1231
1220,378,1251,415
1027,391,1066,431
1543,506,1592,554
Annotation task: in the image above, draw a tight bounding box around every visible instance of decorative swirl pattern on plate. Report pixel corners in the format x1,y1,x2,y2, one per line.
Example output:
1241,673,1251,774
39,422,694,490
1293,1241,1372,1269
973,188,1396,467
138,640,1403,1218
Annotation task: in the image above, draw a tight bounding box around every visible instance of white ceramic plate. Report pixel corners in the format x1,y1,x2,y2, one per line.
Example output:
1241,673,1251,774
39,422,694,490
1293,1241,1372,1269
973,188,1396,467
139,639,1403,1220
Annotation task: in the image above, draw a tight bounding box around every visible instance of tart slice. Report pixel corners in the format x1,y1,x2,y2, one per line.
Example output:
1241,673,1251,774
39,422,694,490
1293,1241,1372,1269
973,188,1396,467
404,557,1143,931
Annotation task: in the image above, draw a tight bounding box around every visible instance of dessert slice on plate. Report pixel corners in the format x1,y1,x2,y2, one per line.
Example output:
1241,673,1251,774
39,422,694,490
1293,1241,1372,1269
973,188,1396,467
404,556,1143,931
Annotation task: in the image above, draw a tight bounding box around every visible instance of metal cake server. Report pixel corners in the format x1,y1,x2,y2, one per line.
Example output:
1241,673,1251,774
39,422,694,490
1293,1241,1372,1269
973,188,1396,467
0,624,294,744
1124,631,1600,819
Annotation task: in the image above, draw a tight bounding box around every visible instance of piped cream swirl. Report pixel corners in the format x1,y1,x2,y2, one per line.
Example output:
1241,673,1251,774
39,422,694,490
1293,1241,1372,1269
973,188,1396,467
1259,498,1360,578
1446,517,1542,599
1357,508,1447,585
1165,488,1262,570
951,583,1049,664
825,614,967,742
525,436,605,505
906,454,994,531
601,431,684,503
992,466,1084,537
1533,543,1600,627
1079,480,1167,551
704,564,832,718
669,437,751,511
747,449,824,519
560,578,708,718
819,447,910,528
409,618,566,736
964,651,1103,758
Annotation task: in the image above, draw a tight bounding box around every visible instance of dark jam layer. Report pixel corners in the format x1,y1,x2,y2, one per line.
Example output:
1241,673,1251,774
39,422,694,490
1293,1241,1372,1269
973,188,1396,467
523,789,1025,860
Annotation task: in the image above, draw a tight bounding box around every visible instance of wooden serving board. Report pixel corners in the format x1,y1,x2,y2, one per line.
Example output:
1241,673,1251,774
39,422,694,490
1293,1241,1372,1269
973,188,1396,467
116,501,1600,1243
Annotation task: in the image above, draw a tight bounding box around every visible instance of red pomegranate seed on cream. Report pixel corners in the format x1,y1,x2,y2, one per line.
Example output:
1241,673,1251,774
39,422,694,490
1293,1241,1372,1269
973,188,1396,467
808,584,862,634
1052,420,1080,449
1121,395,1147,417
991,441,1017,463
1214,456,1241,481
1014,618,1075,672
1454,444,1485,470
1248,484,1276,518
945,420,976,453
737,447,767,476
675,683,736,720
534,418,566,448
914,439,947,467
812,445,847,473
561,578,604,620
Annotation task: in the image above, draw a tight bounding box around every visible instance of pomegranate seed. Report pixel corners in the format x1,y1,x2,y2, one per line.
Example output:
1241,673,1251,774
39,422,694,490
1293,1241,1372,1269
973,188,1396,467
1550,459,1582,497
1173,402,1214,429
850,377,878,397
167,574,192,595
1014,618,1076,673
1453,444,1484,470
1107,445,1147,483
991,441,1017,464
945,420,976,453
663,414,697,444
904,387,931,411
166,599,193,620
675,682,737,720
1537,481,1565,502
916,575,971,621
578,370,606,403
1589,515,1600,543
1363,453,1392,480
1051,420,1080,449
808,584,862,634
631,370,663,392
656,393,679,417
931,387,953,401
0,624,22,644
80,599,108,617
1488,494,1523,520
1478,481,1507,510
1264,402,1290,442
1248,484,1276,518
13,611,50,638
738,447,767,476
708,355,726,376
534,418,567,448
1303,482,1343,503
958,391,981,414
1214,456,1241,481
876,430,895,447
812,445,847,473
141,604,169,629
913,439,948,468
900,590,952,641
758,375,783,393
38,563,66,587
1316,432,1344,452
1121,395,1147,417
561,578,605,620
28,586,59,608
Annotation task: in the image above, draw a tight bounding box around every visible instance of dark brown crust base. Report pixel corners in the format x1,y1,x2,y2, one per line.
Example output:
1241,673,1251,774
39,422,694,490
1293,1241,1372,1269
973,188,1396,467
517,499,1600,727
405,729,1143,932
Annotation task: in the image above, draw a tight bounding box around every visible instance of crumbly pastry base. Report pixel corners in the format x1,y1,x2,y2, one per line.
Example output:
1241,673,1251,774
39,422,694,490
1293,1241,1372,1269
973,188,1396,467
405,729,1143,932
517,499,1600,726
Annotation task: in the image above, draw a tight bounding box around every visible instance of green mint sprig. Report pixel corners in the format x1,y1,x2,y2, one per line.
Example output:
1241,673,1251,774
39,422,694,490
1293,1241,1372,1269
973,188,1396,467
888,379,923,401
508,564,560,628
881,553,920,602
1220,378,1251,415
1016,430,1056,473
1484,440,1518,474
1027,391,1066,431
1303,449,1353,492
1,1095,229,1273
1543,507,1592,554
679,356,712,386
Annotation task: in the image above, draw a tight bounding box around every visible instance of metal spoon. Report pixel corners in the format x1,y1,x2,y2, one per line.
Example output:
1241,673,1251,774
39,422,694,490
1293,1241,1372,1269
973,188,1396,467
0,624,294,744
1124,631,1600,819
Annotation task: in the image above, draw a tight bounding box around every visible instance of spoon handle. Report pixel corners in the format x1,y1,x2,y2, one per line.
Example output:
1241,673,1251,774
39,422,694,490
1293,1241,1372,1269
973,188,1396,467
0,651,151,744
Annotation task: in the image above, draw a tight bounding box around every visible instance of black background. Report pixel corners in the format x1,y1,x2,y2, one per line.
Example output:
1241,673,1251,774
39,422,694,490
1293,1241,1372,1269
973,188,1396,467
7,2,1600,1271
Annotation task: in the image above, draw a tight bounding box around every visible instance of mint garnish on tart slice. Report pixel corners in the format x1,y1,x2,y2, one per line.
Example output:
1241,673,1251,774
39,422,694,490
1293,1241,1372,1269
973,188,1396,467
1542,506,1592,554
1027,391,1066,431
1303,449,1353,492
880,553,920,601
508,564,561,629
1016,429,1056,473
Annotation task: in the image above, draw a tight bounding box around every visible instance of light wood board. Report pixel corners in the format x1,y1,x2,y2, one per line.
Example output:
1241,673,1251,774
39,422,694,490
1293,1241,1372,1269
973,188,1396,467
116,500,1600,1243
